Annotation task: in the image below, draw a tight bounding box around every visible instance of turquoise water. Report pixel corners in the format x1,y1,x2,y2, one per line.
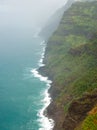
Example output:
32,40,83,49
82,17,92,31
0,28,52,130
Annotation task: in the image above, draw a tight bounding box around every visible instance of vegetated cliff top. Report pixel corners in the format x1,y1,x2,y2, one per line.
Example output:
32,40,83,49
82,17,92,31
43,1,97,130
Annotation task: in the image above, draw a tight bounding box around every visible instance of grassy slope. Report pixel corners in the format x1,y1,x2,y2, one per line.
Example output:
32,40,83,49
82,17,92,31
44,1,97,129
75,105,97,130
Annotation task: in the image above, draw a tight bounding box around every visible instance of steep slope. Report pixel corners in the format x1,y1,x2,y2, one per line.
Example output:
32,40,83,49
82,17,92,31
39,1,97,130
39,0,75,39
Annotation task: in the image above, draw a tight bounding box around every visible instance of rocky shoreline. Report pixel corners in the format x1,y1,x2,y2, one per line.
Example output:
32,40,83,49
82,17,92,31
38,64,65,130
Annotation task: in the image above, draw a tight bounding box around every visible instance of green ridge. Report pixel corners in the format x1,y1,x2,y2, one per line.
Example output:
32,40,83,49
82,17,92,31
44,1,97,130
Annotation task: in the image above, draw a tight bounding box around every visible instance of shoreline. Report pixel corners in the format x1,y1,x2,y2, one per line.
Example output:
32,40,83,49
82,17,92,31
37,41,65,130
31,40,54,130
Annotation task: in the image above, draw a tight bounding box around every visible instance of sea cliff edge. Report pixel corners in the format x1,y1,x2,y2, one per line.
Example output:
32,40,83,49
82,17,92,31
39,0,97,130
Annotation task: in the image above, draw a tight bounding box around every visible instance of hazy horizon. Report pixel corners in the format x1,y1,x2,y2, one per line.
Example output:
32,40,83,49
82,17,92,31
0,0,68,30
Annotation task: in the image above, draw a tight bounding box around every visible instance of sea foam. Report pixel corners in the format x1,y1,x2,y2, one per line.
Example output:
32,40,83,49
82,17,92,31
31,40,54,130
38,40,45,67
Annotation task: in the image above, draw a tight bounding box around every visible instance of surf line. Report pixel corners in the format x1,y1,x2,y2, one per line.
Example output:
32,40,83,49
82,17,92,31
31,40,54,130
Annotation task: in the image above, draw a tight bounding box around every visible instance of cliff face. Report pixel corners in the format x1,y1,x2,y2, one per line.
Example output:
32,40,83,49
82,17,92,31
40,1,97,130
39,0,75,39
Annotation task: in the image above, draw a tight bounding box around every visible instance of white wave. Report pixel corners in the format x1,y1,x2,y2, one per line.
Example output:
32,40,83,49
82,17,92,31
38,89,54,130
31,69,48,82
31,68,54,130
31,39,54,130
38,41,46,67
40,40,45,46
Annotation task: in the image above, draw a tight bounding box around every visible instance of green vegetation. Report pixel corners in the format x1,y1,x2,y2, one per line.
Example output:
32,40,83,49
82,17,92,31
44,1,97,129
45,0,97,104
75,106,97,130
82,114,97,130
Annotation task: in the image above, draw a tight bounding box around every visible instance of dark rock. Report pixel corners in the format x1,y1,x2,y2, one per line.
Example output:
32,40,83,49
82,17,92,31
63,91,97,130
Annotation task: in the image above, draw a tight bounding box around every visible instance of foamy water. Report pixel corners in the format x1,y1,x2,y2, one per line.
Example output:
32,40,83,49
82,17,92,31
38,40,45,67
31,40,54,130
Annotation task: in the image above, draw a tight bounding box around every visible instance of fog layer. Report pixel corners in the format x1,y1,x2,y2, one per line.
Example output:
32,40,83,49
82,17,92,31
0,0,68,29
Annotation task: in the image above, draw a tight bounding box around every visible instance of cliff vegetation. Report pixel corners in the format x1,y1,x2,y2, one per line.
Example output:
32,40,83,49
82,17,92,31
41,1,97,130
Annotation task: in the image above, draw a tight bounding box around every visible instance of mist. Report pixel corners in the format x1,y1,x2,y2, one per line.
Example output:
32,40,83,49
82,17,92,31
0,0,68,30
0,0,69,61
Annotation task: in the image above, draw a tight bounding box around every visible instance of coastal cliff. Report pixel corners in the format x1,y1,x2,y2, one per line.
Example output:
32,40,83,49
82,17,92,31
39,1,97,130
39,0,74,39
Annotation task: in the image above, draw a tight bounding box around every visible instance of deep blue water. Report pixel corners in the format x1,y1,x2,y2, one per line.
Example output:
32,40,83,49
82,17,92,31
0,28,49,130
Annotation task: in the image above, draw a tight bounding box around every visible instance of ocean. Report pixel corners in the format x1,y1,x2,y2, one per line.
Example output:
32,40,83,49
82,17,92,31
0,28,54,130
